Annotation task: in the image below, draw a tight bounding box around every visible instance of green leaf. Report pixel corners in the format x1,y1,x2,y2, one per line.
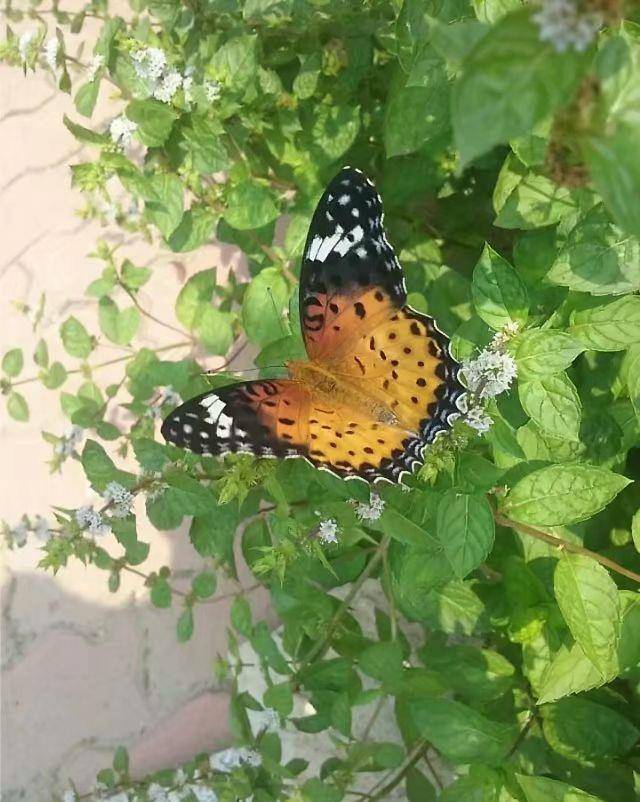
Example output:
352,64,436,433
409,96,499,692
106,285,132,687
211,35,258,90
230,595,252,637
33,339,49,369
301,778,342,802
515,330,585,377
517,775,607,802
98,298,140,346
471,244,528,330
168,207,217,253
583,122,640,238
2,348,23,377
537,641,603,704
518,373,582,442
419,642,514,702
112,745,129,775
175,269,216,330
406,767,436,802
42,362,67,390
224,181,278,231
192,571,217,599
264,681,293,717
181,116,230,175
310,104,361,163
176,606,194,642
452,8,588,165
411,698,516,763
7,392,29,422
150,577,172,608
241,267,289,346
142,174,184,240
435,492,495,578
293,52,321,99
569,295,640,351
63,114,107,145
81,440,134,491
120,260,151,290
554,553,621,679
196,308,235,355
547,206,640,295
503,464,631,526
542,696,638,763
74,80,100,118
384,72,449,158
126,99,177,147
60,316,93,359
359,641,403,686
632,508,640,553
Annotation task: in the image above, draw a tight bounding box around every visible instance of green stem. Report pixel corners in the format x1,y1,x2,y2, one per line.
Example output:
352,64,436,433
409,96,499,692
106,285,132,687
494,512,640,584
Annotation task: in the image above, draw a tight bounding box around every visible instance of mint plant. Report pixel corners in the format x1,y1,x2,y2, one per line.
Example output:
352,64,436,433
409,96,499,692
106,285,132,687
2,0,640,800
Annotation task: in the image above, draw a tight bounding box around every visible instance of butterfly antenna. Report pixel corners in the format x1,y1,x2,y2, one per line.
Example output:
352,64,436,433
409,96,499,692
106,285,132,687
201,365,286,377
267,286,289,338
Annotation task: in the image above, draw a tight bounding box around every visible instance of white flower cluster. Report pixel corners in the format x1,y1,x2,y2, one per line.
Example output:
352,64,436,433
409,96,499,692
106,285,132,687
317,518,339,545
355,492,385,522
462,347,517,400
102,481,135,518
209,746,261,772
533,0,602,52
148,781,218,802
76,506,111,537
460,326,519,434
132,47,183,103
109,115,138,148
256,707,280,732
55,425,85,457
6,515,54,548
87,54,104,82
43,37,58,72
18,30,36,65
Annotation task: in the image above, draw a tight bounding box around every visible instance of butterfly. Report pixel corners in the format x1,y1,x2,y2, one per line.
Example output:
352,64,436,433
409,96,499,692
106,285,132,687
161,167,466,483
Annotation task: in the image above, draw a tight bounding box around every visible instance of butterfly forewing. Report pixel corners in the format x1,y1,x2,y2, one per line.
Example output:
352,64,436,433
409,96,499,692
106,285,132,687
300,167,406,360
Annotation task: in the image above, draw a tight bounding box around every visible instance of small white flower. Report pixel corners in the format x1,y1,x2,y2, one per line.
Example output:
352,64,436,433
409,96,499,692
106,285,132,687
204,79,221,103
18,30,36,64
103,482,135,518
173,768,187,787
167,790,189,802
355,492,385,522
87,53,104,82
189,785,218,802
462,348,517,400
209,746,261,773
11,521,28,548
55,425,84,457
75,506,111,537
43,37,58,72
132,47,167,82
153,68,182,103
109,115,137,148
62,790,77,802
465,407,493,434
34,515,53,542
147,783,168,802
490,321,521,351
317,518,339,545
533,0,602,53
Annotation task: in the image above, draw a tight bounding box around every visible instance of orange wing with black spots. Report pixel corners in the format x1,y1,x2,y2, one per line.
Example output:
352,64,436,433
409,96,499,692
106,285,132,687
163,167,466,484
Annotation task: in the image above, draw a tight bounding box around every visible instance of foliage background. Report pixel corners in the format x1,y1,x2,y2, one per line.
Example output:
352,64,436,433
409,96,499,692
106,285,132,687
2,0,640,800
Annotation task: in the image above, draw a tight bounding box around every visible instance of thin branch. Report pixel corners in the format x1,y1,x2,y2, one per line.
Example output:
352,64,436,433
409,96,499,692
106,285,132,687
297,534,390,672
121,564,261,605
506,709,537,758
10,340,192,388
495,512,640,585
361,738,431,802
122,285,191,338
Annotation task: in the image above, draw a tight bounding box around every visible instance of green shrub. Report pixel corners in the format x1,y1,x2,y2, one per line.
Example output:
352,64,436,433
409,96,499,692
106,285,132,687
2,0,640,800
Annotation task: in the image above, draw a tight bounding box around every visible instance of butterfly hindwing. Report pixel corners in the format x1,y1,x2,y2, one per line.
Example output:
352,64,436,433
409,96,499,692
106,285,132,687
161,380,311,459
300,167,406,360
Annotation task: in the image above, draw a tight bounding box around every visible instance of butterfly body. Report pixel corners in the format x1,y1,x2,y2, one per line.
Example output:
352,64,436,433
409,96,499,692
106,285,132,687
162,167,466,483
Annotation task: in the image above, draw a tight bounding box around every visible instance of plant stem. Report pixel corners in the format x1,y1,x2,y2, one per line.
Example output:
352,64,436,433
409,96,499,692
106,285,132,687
10,340,191,387
121,564,261,605
122,285,191,339
495,512,640,584
298,534,390,671
361,738,431,802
